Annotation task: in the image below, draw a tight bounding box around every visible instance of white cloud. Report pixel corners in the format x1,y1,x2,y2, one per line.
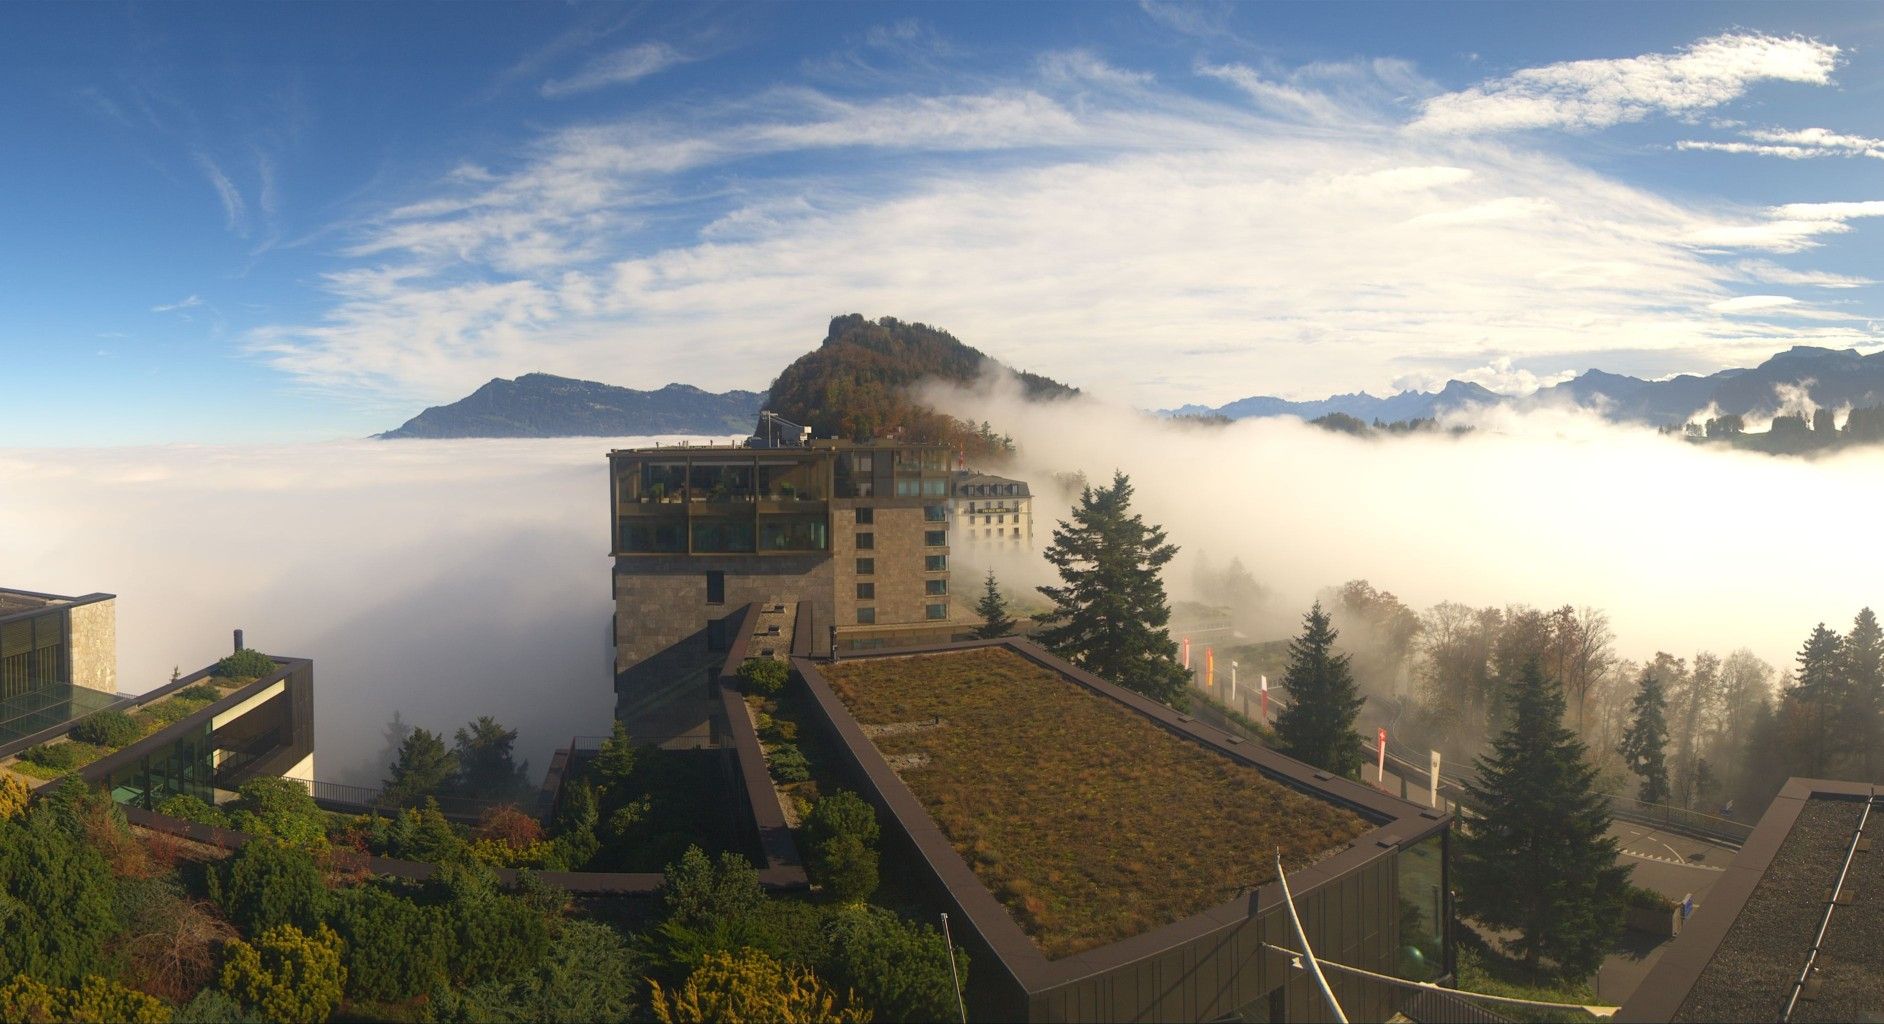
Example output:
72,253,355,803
1393,356,1577,397
1736,260,1874,288
1412,33,1839,134
152,294,203,313
1708,294,1798,313
194,152,248,236
540,42,689,97
246,35,1878,411
1678,125,1884,161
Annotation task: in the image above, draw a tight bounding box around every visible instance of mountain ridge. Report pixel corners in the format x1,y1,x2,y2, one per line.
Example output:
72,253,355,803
377,374,764,439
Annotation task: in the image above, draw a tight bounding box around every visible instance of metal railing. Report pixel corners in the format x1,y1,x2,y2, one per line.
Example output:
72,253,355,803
306,778,536,822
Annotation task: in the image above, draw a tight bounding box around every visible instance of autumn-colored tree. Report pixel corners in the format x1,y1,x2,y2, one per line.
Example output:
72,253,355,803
650,948,870,1024
218,923,347,1024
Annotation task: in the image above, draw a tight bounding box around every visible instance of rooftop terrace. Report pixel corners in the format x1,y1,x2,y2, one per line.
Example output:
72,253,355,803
822,645,1373,958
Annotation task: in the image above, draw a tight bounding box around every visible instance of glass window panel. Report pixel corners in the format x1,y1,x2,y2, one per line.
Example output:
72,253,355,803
895,478,920,497
691,518,757,553
857,583,875,599
856,558,874,575
642,462,687,503
925,555,947,572
924,504,946,522
857,607,876,625
855,507,874,524
620,519,686,552
855,532,874,550
926,603,948,620
922,478,947,497
757,458,823,501
925,530,947,547
1397,832,1447,981
760,515,829,551
926,579,947,596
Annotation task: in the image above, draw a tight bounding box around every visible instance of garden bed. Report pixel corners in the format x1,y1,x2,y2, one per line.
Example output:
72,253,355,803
821,645,1372,958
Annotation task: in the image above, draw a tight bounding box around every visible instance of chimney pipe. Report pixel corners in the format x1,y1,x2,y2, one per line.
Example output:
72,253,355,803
233,629,245,653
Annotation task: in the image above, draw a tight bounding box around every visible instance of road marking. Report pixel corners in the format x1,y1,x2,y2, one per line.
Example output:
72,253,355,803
1621,848,1724,871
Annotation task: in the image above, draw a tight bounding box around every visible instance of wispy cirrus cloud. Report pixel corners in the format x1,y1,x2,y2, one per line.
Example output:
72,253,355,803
540,42,690,98
194,152,248,236
1679,125,1884,161
247,32,1880,411
1412,33,1839,134
152,294,204,313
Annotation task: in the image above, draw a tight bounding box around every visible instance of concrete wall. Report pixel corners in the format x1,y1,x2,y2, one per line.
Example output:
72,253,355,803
613,553,832,747
65,598,116,694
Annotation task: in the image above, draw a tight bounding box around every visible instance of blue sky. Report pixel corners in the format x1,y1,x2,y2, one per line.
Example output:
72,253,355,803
3,2,1882,444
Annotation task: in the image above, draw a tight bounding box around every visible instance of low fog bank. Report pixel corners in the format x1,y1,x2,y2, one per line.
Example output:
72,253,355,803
0,438,691,787
930,379,1884,673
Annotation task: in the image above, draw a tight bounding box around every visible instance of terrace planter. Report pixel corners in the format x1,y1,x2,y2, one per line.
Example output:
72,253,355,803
1626,903,1680,937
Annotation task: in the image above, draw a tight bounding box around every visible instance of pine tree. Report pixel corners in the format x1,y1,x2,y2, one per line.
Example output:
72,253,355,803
1842,608,1883,777
973,570,1015,640
452,716,530,801
1034,472,1189,707
383,728,457,807
1793,623,1846,776
1272,603,1366,777
1618,669,1671,805
1459,658,1628,978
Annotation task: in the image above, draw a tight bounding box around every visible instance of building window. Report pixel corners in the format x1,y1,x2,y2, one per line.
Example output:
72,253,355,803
855,454,873,473
924,530,946,547
705,571,725,605
922,478,947,497
924,504,946,522
857,558,875,575
857,607,876,625
856,532,875,550
1013,527,1020,537
925,554,947,572
895,478,921,497
926,603,947,620
857,582,875,600
855,507,874,524
925,579,947,596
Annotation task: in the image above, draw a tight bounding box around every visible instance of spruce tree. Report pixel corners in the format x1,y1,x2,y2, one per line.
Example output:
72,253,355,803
974,570,1015,640
383,728,457,807
1273,603,1366,776
1034,471,1189,706
452,716,530,801
1618,669,1671,805
1793,623,1846,776
1459,658,1627,978
1842,608,1883,776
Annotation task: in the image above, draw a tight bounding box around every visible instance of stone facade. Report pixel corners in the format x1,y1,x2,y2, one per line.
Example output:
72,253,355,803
66,597,117,694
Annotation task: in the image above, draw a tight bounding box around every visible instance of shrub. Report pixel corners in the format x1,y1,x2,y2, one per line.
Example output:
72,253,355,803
150,698,211,725
113,878,235,1004
326,884,451,1002
72,709,143,748
20,741,83,771
1624,884,1677,912
425,919,641,1024
474,803,545,846
0,774,27,821
156,794,229,828
213,648,277,680
812,834,878,904
377,803,470,865
770,718,799,742
768,744,811,784
0,805,117,986
738,658,790,695
649,948,868,1024
209,840,329,935
661,846,764,929
421,862,550,986
175,988,260,1024
0,974,172,1024
225,777,325,848
822,906,967,1023
469,837,557,869
218,923,346,1024
176,683,226,702
804,791,879,850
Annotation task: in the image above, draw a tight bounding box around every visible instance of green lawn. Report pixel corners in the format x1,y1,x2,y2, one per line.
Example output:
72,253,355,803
824,646,1372,958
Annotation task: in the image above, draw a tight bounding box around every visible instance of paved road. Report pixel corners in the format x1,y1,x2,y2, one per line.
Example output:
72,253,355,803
1597,823,1737,1007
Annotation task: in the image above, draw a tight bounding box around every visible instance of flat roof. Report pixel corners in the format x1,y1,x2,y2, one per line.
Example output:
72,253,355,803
820,645,1374,959
0,587,113,621
1623,780,1884,1022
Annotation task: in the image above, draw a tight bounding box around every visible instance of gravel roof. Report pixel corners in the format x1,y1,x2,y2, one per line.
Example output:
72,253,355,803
1674,798,1872,1022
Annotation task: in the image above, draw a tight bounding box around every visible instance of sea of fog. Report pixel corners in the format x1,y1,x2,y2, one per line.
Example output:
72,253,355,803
6,403,1882,786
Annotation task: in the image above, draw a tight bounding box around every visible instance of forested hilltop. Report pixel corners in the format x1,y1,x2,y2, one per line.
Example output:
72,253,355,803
766,314,1079,460
377,375,762,439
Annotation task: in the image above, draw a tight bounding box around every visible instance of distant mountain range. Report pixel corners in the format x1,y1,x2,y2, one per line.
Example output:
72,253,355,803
377,374,763,439
377,315,1077,446
1166,346,1884,427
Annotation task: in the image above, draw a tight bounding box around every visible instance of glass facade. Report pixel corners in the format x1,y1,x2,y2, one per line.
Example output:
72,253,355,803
1397,830,1447,981
106,722,214,809
1,610,66,699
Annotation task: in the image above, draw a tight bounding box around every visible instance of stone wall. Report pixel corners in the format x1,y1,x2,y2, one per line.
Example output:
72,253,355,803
65,598,116,694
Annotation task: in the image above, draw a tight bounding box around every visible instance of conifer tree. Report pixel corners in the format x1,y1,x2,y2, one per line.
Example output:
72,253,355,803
1618,669,1671,805
1793,623,1846,775
1273,603,1366,776
383,728,457,807
973,570,1015,640
1034,472,1190,706
1459,658,1627,978
1842,608,1883,776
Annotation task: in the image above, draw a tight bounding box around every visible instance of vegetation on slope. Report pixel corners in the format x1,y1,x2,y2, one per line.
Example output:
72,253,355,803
766,314,1077,458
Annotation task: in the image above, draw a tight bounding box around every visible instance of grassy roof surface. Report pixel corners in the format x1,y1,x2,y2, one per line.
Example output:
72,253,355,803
824,646,1372,958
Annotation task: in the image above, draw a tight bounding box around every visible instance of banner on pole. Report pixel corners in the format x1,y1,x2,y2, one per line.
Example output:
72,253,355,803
1260,675,1268,722
1376,727,1387,783
1206,647,1215,689
1429,750,1442,808
1181,637,1191,670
